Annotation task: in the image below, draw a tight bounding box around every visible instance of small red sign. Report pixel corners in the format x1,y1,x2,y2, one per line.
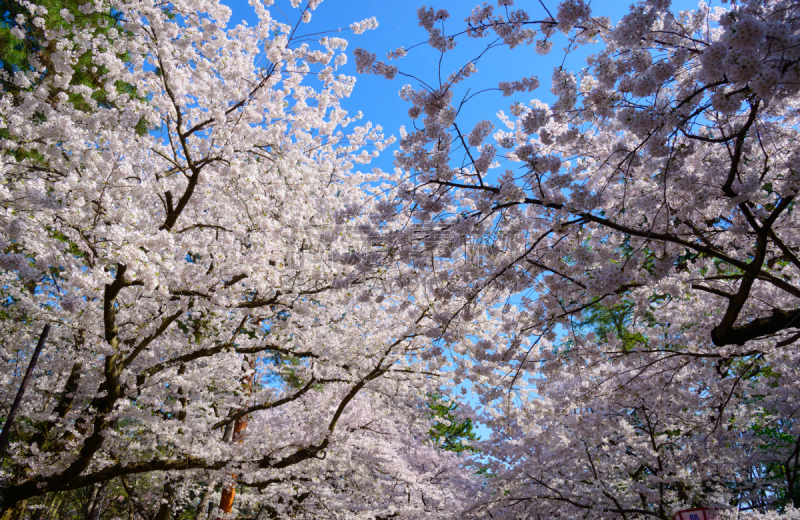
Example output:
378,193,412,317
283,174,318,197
673,508,718,520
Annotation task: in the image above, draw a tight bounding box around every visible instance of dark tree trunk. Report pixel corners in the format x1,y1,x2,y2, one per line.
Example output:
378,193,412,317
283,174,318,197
195,482,214,520
0,500,26,520
153,481,175,520
83,483,101,520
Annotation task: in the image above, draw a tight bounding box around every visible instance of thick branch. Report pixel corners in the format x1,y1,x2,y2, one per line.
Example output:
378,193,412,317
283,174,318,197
712,307,800,346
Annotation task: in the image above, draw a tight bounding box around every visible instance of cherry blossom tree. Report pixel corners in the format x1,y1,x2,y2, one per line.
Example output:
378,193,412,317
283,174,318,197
0,0,484,517
358,0,800,517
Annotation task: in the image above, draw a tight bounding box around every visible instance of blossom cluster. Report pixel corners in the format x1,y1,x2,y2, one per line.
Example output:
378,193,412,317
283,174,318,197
498,75,540,96
358,0,800,518
350,16,378,34
0,0,486,517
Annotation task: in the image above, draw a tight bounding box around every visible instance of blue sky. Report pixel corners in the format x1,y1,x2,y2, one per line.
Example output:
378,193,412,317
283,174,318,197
222,0,702,179
224,0,602,177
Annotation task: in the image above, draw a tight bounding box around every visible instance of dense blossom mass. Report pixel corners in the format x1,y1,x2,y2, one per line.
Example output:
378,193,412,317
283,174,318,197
0,0,484,517
359,0,800,517
1,0,800,518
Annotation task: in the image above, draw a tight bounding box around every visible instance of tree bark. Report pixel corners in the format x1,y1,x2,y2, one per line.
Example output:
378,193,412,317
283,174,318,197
83,483,103,520
0,500,26,520
0,325,50,456
195,482,214,520
153,481,175,520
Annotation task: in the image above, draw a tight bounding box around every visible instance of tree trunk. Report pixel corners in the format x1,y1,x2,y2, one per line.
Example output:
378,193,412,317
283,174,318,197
222,420,234,443
0,500,26,520
195,482,214,520
216,482,236,520
83,482,106,520
153,481,175,520
206,492,216,520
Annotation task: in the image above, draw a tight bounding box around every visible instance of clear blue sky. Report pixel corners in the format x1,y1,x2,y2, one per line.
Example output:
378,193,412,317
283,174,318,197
223,0,701,179
224,0,603,177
